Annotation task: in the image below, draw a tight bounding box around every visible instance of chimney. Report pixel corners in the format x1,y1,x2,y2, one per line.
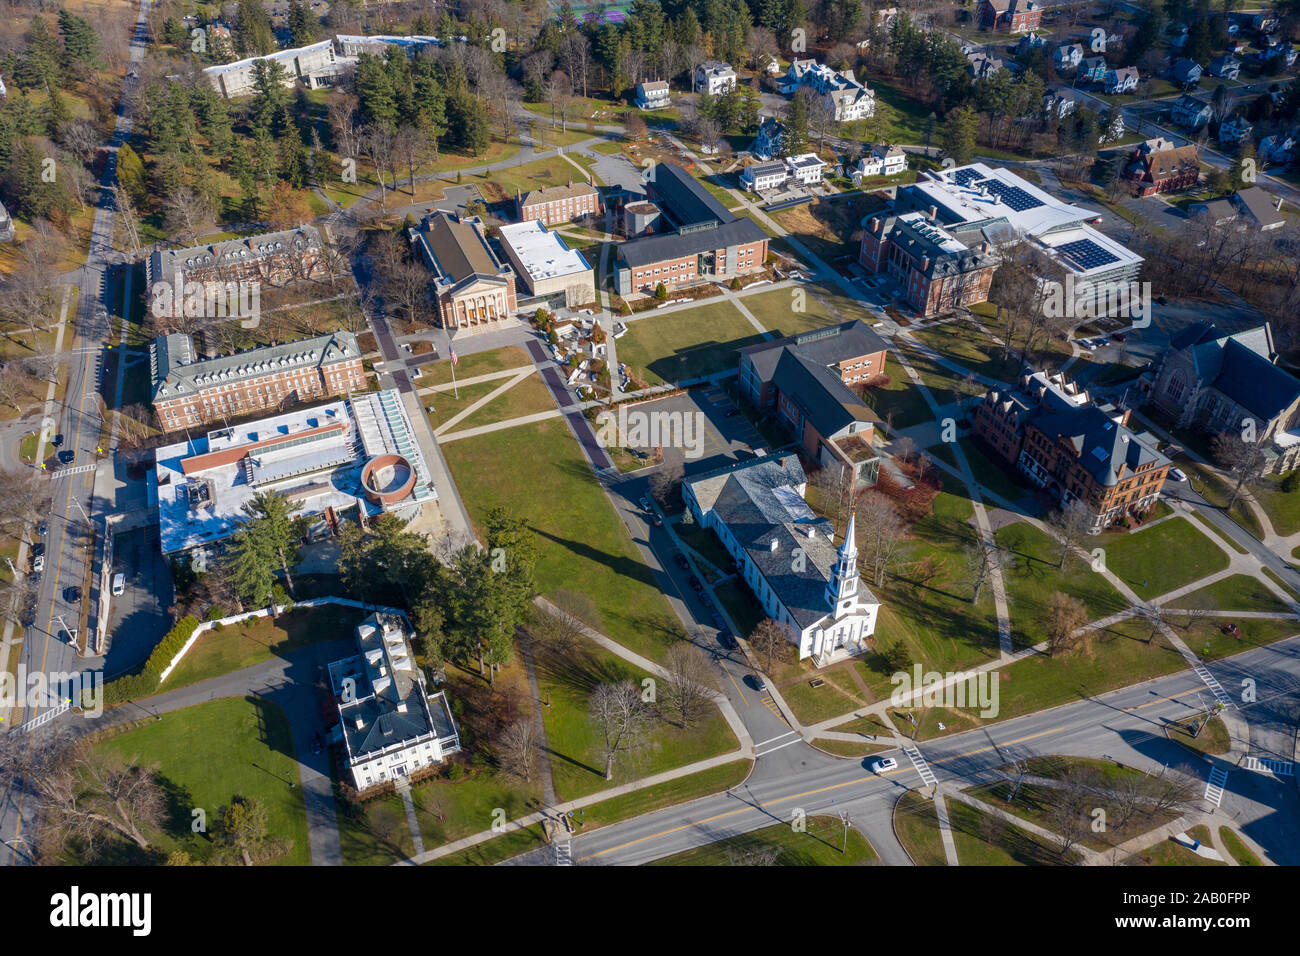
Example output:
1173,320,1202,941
354,716,364,730
980,241,990,254
921,255,931,272
928,204,938,220
871,217,882,234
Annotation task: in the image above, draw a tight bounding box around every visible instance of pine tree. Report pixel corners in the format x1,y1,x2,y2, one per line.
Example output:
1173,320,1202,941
287,0,317,46
234,0,276,57
58,9,101,68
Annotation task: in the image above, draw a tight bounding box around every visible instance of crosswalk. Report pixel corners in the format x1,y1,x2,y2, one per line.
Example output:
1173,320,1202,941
903,744,938,789
554,839,573,866
49,463,96,478
1243,756,1295,777
1204,766,1229,807
1192,663,1234,708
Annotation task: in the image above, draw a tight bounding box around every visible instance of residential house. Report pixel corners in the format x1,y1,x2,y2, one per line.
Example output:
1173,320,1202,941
1261,40,1298,69
635,80,670,110
1077,55,1107,83
1170,93,1212,129
967,52,1005,80
1231,186,1286,230
972,370,1170,531
1052,43,1084,71
1208,53,1241,79
754,115,787,159
1044,88,1084,118
780,59,875,121
683,453,882,665
825,83,876,122
1124,139,1201,194
1105,65,1140,93
695,60,737,95
1259,129,1297,166
871,143,908,176
1015,32,1047,57
329,613,461,792
409,212,518,334
787,153,827,185
1188,196,1240,227
741,160,789,192
1218,114,1253,145
1169,58,1203,88
1150,322,1300,466
977,0,1042,32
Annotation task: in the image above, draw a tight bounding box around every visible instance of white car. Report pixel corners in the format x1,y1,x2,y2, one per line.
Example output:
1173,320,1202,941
32,555,45,574
1168,467,1188,482
870,756,899,774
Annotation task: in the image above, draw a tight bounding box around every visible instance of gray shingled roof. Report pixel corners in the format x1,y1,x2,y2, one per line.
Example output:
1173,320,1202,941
617,217,768,267
150,330,360,402
1032,404,1166,486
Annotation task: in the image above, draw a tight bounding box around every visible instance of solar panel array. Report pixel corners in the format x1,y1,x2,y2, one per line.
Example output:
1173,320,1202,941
947,168,1045,212
1056,238,1120,270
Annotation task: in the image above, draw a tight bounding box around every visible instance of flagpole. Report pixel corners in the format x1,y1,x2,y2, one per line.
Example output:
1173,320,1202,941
449,327,459,400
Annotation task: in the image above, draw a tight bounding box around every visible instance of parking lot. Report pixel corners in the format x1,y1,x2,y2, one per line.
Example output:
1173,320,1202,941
629,387,771,477
102,526,174,678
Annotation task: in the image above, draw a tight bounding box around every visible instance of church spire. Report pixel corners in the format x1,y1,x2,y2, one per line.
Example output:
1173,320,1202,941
826,514,859,610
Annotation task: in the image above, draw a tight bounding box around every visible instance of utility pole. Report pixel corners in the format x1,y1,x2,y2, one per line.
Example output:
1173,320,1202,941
838,811,849,855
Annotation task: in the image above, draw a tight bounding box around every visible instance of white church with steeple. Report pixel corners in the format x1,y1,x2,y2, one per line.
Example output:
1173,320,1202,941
682,452,882,666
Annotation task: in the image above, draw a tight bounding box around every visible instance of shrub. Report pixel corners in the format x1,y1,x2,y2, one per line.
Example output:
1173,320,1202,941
207,605,225,621
1282,471,1300,494
103,615,201,704
654,282,668,300
446,761,466,781
730,277,742,290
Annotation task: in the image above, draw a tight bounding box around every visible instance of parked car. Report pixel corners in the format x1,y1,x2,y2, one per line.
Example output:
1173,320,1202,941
1168,467,1188,482
717,630,736,649
638,495,653,511
64,586,82,603
674,553,690,570
871,756,899,774
1111,332,1127,342
52,433,64,447
58,450,75,464
32,555,45,574
650,513,663,527
710,611,725,629
750,673,767,692
31,542,45,558
688,575,703,591
37,520,47,536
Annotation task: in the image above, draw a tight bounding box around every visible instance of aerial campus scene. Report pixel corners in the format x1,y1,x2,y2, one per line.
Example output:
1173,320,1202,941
0,0,1296,935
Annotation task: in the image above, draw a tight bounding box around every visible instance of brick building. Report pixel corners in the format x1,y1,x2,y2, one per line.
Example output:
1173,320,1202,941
409,212,518,334
150,330,364,432
859,212,998,316
1124,139,1201,195
972,369,1170,530
515,180,602,227
976,0,1041,32
738,320,887,488
147,226,326,300
614,163,768,297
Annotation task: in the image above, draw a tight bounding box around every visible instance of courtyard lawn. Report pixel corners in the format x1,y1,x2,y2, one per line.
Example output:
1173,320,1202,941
1252,474,1300,537
1088,517,1229,601
420,345,533,388
445,417,689,660
674,522,733,573
740,286,841,337
532,638,739,802
459,369,557,428
714,577,766,638
898,340,976,410
994,521,1128,648
425,380,501,429
97,697,310,865
1166,574,1292,614
894,616,1188,740
651,814,877,865
908,322,1027,385
160,605,368,692
617,301,765,385
871,354,936,430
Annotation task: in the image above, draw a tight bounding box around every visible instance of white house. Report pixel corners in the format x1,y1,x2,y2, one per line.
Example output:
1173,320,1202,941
1105,66,1140,94
683,453,881,665
695,60,737,95
742,161,789,192
825,84,875,122
1219,115,1253,145
1052,43,1084,71
754,115,787,159
1259,130,1297,166
871,143,908,176
635,80,670,110
329,613,461,791
780,59,874,122
787,153,827,185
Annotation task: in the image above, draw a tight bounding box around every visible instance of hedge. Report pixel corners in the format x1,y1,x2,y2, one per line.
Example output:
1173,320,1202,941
103,615,200,706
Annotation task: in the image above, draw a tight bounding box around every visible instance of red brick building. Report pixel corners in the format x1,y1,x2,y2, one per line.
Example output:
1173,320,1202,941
410,213,518,334
1124,140,1201,196
516,181,602,226
858,211,998,317
976,0,1042,33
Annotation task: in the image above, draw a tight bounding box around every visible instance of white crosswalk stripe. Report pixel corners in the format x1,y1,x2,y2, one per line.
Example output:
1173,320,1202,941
49,463,96,478
1192,663,1234,708
554,839,573,865
1243,756,1294,776
903,744,938,788
1204,766,1229,807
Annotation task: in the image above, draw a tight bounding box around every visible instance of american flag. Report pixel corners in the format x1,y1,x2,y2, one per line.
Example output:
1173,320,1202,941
449,346,458,367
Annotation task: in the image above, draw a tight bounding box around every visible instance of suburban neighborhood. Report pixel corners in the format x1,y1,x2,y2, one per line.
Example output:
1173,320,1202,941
0,0,1296,915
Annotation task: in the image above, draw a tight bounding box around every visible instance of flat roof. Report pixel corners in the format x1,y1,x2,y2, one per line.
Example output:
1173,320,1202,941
498,221,591,281
913,162,1091,236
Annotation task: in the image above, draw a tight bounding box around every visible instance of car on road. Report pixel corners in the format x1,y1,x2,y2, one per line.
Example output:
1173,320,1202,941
674,553,690,570
30,570,41,586
870,756,899,774
750,673,767,692
112,572,125,596
37,520,47,536
688,575,703,591
59,627,77,645
64,586,82,603
1168,467,1188,482
650,512,662,527
58,450,75,464
1090,216,1104,224
717,630,736,649
638,495,653,511
52,433,64,447
1111,332,1127,343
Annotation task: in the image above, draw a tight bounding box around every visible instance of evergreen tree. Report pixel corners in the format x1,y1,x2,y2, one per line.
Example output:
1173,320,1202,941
783,91,810,154
19,18,63,93
116,142,148,206
58,9,101,68
249,59,291,132
354,53,399,129
234,0,276,57
942,105,978,166
287,0,318,46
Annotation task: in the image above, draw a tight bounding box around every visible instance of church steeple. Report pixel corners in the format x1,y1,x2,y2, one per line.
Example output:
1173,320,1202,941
826,514,859,611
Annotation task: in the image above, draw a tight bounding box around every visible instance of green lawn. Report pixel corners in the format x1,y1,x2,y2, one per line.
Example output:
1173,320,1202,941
427,824,548,865
445,417,690,661
714,577,766,638
413,767,543,850
1126,836,1227,866
425,380,501,429
948,796,1079,865
893,790,947,865
1253,474,1300,536
958,437,1033,504
420,345,533,388
577,760,753,832
995,521,1128,648
338,793,415,865
651,814,877,865
1087,517,1229,601
616,301,766,385
674,522,733,572
740,284,846,337
1217,827,1262,866
533,638,738,801
871,354,935,430
1167,714,1231,756
96,697,310,865
462,370,557,428
1166,574,1292,614
160,605,368,693
1178,460,1265,539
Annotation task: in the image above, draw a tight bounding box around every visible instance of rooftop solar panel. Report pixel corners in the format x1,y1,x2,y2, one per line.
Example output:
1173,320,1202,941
979,178,1044,212
952,168,982,187
1056,238,1120,270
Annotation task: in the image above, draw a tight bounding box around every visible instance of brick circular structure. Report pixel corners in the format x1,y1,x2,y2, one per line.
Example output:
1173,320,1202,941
360,454,416,506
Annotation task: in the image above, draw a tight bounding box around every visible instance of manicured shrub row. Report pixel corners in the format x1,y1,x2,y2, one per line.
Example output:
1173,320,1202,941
103,616,200,705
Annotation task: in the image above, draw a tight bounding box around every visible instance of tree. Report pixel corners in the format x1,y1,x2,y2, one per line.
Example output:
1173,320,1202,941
1045,591,1090,657
855,491,908,587
225,526,277,610
32,743,165,860
783,90,811,155
287,0,318,46
1047,766,1096,855
660,643,713,727
234,0,276,57
943,105,979,166
58,9,101,69
497,719,540,781
1211,431,1268,510
589,679,654,780
213,794,269,865
1048,499,1094,568
163,188,214,245
241,490,309,598
533,589,600,655
265,180,311,230
649,457,684,505
963,537,1000,605
749,617,789,671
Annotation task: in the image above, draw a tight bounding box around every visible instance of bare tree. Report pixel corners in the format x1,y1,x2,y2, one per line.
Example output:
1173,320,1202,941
497,718,540,781
589,679,654,780
532,588,600,655
855,491,908,587
963,537,1000,605
749,617,789,671
358,124,396,208
1048,499,1094,569
1141,765,1199,818
392,124,429,197
1211,431,1268,511
328,94,362,163
546,71,576,133
1046,591,1090,657
648,458,685,505
163,188,215,246
1048,766,1097,855
660,643,714,728
725,843,781,865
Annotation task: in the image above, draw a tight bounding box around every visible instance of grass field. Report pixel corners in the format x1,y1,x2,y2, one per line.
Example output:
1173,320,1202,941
444,417,689,660
461,370,557,428
1217,827,1262,866
577,760,753,832
871,354,936,430
96,697,310,865
1166,574,1292,614
1167,714,1231,756
651,814,877,865
893,790,947,865
420,345,533,387
427,825,549,865
947,796,1079,865
160,605,367,693
1088,517,1229,601
1253,474,1300,536
616,301,765,385
426,380,502,429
